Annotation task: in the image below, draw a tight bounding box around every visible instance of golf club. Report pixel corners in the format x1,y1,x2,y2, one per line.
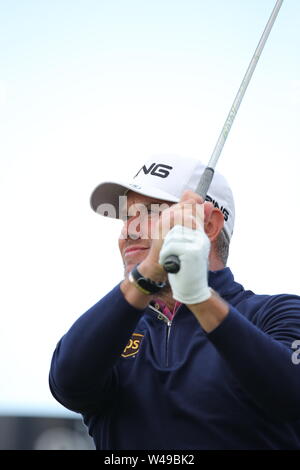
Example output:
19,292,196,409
163,0,284,274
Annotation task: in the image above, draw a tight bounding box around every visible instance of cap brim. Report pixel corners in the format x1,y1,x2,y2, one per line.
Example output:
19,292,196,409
90,180,179,218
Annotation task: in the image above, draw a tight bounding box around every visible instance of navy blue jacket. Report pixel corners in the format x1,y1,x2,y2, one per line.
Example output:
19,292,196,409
49,268,300,449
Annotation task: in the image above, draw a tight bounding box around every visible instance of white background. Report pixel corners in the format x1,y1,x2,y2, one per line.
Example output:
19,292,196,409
0,0,299,416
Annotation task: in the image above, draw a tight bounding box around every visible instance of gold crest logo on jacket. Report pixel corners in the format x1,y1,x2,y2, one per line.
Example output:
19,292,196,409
122,333,144,358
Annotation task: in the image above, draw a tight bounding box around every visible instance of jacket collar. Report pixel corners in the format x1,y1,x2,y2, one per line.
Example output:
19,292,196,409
208,267,244,300
145,267,244,321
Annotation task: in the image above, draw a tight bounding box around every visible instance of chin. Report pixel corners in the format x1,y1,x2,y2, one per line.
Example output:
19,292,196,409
123,251,148,274
124,264,132,277
122,259,136,276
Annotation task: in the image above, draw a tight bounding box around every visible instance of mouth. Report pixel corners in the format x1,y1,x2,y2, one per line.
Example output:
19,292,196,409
124,246,149,258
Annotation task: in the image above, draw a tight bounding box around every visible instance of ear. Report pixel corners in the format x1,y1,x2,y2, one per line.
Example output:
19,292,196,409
204,203,224,242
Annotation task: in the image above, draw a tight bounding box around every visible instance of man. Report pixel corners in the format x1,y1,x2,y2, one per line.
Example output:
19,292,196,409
49,155,300,450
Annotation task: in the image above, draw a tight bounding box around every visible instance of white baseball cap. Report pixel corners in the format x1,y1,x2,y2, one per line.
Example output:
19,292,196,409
90,155,235,240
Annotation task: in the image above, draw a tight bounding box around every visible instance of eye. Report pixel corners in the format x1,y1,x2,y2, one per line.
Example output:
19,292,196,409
122,207,161,221
147,208,160,217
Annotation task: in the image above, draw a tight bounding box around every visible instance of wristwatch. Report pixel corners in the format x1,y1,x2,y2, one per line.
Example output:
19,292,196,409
129,264,166,295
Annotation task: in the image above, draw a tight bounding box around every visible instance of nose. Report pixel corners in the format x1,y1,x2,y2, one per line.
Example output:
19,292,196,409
120,215,142,240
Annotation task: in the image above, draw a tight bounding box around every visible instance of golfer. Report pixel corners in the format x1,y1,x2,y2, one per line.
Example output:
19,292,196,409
49,155,300,450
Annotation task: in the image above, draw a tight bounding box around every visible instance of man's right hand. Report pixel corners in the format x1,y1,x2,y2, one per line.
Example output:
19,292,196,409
138,190,206,283
121,190,211,309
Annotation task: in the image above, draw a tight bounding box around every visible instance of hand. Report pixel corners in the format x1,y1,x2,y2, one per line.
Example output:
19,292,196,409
159,224,211,304
139,191,205,283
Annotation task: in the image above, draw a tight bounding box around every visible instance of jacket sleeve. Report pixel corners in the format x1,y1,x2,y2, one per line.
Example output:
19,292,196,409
49,283,145,414
207,295,300,421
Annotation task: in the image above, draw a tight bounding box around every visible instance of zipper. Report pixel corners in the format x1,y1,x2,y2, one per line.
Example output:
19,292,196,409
165,320,172,367
149,304,173,367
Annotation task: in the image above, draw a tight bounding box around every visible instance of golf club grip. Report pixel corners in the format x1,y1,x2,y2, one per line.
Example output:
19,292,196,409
163,167,215,273
163,255,181,273
195,167,215,200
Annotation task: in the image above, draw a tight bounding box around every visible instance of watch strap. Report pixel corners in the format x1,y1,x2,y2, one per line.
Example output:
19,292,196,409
129,264,166,295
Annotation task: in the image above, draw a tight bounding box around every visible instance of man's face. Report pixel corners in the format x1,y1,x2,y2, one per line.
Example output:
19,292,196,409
118,191,171,275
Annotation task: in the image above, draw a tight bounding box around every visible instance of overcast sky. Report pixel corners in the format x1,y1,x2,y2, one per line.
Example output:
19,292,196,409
0,0,299,416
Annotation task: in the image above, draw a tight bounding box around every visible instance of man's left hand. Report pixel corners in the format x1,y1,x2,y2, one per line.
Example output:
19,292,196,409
159,224,212,304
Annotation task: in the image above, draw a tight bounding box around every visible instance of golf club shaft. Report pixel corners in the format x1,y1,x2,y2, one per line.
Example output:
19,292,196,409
163,0,284,274
196,0,284,200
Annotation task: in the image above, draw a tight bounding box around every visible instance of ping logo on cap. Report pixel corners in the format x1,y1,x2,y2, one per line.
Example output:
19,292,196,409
122,333,144,358
134,163,173,179
205,195,230,222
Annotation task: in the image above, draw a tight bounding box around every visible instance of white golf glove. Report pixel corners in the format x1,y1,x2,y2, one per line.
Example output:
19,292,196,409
159,225,211,304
